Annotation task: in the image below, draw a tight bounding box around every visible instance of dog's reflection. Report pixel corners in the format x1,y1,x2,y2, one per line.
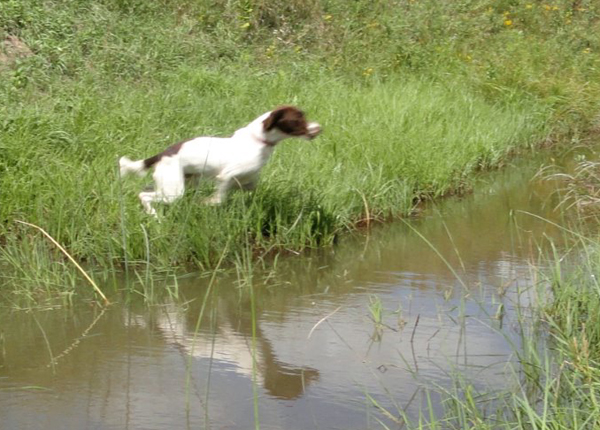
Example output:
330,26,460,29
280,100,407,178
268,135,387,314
133,300,319,400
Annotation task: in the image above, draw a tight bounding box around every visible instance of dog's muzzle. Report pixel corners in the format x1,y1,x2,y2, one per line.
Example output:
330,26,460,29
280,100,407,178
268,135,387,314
307,122,322,140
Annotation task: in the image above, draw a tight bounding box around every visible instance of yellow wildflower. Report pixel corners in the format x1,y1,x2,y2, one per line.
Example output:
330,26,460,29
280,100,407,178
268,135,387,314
363,67,374,77
504,19,513,26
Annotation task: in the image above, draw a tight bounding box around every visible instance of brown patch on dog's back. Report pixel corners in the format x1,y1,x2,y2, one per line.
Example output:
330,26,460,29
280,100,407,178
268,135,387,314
143,140,187,169
263,106,309,136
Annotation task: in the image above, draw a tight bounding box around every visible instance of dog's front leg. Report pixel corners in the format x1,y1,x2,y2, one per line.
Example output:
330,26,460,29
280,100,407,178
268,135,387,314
205,176,234,205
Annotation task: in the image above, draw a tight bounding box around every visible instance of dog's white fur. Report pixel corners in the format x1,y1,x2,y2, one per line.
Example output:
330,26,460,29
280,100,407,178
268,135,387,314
119,107,321,216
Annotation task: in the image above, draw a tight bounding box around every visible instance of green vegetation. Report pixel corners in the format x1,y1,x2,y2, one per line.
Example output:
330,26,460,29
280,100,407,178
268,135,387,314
400,232,600,429
1,0,600,278
3,2,600,426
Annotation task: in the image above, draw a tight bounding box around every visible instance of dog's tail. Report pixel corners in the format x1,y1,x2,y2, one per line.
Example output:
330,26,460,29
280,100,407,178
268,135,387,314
119,156,147,178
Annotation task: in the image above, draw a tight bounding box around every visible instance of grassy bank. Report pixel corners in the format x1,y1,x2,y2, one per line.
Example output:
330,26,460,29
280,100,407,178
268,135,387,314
1,0,600,286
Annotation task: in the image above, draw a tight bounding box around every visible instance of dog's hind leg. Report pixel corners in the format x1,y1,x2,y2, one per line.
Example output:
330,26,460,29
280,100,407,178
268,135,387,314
139,157,185,216
138,191,160,216
138,187,185,216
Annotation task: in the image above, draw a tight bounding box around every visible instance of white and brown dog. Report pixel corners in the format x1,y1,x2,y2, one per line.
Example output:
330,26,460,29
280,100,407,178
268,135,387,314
119,106,321,216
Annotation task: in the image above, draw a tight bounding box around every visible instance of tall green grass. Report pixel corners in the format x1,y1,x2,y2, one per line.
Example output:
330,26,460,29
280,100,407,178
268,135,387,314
0,73,548,269
1,0,600,291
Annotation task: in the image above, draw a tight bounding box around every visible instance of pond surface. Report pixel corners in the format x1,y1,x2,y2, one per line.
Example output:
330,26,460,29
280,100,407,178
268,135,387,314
0,152,575,429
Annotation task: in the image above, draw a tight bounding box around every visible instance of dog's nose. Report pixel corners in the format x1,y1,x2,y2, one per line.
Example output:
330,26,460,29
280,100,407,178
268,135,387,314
307,122,322,139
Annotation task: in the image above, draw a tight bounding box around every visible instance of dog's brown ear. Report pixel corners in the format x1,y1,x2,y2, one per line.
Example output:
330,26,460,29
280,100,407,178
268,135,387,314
263,108,287,131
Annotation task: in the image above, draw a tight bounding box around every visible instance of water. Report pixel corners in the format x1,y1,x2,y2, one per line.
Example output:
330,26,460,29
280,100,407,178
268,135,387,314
0,152,575,429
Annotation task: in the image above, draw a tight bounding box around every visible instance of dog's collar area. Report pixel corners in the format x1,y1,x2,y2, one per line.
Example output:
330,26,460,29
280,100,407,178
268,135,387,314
249,131,277,146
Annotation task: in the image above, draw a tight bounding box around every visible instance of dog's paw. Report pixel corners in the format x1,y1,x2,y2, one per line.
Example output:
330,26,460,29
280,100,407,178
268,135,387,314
203,195,223,206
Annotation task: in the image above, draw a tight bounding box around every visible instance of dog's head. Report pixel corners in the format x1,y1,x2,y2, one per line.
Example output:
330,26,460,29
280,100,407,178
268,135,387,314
262,106,321,142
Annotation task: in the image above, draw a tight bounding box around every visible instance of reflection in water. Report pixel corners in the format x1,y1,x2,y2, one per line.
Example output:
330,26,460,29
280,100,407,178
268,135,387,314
0,153,576,429
134,300,320,400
